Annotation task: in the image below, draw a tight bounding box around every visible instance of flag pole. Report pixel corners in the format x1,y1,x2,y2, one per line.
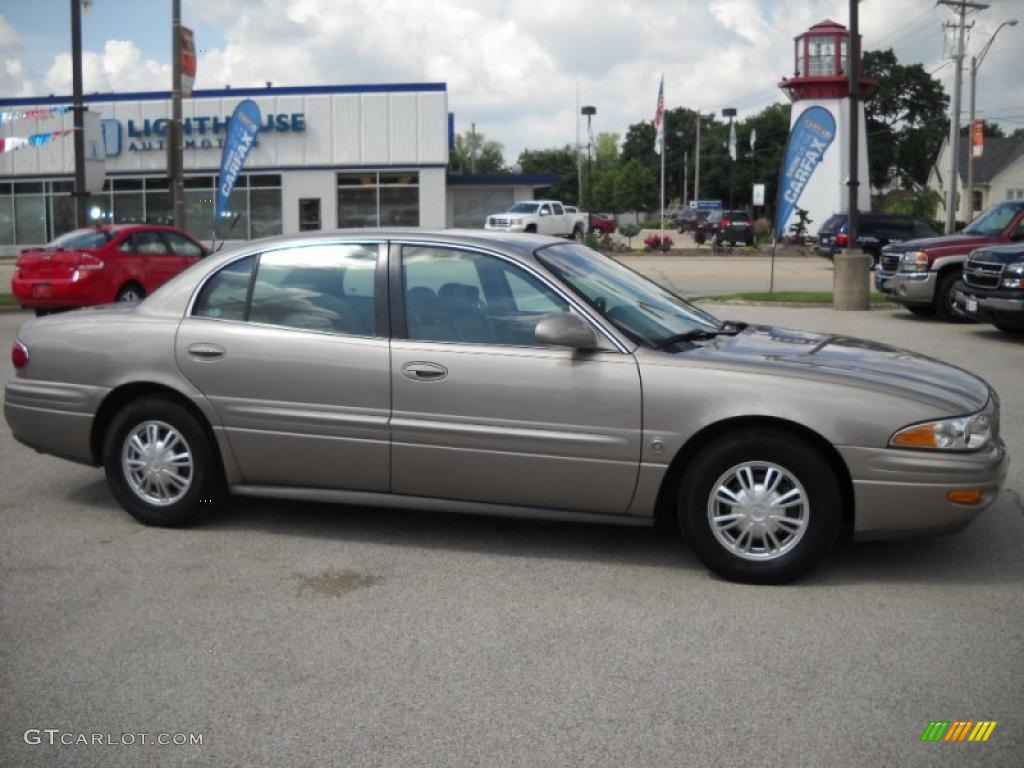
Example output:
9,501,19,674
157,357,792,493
659,74,665,234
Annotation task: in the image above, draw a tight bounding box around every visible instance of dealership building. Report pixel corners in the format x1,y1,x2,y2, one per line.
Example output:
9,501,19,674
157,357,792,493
0,82,554,254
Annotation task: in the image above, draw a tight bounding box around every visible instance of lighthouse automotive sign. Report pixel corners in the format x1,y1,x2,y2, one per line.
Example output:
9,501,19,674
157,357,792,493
774,106,837,240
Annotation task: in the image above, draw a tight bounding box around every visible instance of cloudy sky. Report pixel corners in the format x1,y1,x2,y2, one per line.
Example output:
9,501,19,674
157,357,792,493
1,0,1021,160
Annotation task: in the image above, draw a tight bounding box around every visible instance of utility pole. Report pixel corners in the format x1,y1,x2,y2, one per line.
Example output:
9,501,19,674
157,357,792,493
939,0,988,233
581,106,596,230
847,0,860,247
169,0,185,229
70,0,87,227
694,113,702,202
470,122,477,174
683,149,689,207
967,19,1018,222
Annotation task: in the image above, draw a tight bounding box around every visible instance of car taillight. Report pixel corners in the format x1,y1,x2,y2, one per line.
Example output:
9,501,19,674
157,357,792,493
77,253,105,270
12,341,29,369
836,233,848,246
721,218,731,227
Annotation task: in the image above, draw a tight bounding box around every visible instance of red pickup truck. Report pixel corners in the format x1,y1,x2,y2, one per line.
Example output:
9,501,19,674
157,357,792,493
875,201,1024,320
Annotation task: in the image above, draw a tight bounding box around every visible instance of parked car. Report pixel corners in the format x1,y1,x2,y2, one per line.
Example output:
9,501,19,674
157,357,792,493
815,213,939,268
484,200,586,239
12,225,207,316
951,243,1024,334
588,212,616,234
5,231,1005,584
695,210,754,246
676,209,711,233
875,201,1024,320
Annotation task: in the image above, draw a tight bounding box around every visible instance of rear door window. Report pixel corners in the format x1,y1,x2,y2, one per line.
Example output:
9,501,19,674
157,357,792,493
193,255,256,321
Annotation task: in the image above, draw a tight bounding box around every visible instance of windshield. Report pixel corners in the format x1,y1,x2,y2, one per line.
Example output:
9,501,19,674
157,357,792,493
49,229,112,250
536,243,721,347
963,202,1023,236
508,202,539,214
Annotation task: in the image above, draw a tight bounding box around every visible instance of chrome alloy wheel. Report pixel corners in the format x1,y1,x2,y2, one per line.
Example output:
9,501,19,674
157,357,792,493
118,288,142,302
707,461,809,561
121,420,194,506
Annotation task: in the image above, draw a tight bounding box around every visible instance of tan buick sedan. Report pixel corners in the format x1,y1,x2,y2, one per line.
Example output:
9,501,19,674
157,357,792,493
4,231,1008,583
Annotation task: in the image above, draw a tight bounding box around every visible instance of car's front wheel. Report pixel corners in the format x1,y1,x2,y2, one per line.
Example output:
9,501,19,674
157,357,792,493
116,283,145,303
678,428,842,584
103,396,220,526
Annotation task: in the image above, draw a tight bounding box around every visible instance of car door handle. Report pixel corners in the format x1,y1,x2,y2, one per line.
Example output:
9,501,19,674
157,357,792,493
187,343,225,360
401,362,448,381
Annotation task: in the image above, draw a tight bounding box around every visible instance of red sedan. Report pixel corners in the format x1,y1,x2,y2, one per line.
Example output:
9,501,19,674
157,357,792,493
12,225,207,316
588,212,616,234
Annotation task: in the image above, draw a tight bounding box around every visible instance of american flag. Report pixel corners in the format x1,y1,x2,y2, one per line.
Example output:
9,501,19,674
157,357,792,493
653,76,664,155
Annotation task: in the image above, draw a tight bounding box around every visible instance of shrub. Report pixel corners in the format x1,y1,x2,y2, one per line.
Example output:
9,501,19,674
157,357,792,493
639,218,667,229
753,217,772,243
618,223,641,247
583,233,601,250
643,234,673,250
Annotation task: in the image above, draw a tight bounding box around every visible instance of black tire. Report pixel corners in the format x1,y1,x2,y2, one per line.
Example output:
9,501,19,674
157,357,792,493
524,224,537,234
34,309,50,317
103,396,221,527
906,304,935,316
116,282,146,303
590,227,602,235
677,428,842,584
571,226,583,241
933,270,967,322
994,323,1024,336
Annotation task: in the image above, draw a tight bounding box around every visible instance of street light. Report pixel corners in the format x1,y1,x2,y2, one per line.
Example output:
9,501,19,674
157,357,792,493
581,105,596,230
967,19,1018,220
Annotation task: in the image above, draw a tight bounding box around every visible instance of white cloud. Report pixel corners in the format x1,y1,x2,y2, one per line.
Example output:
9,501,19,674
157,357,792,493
44,39,171,95
0,13,37,98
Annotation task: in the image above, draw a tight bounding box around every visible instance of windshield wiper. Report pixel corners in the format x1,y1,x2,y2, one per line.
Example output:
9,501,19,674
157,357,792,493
655,321,747,349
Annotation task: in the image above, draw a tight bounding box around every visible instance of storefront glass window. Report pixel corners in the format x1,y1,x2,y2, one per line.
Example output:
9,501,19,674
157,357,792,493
250,187,282,238
15,193,47,244
337,171,419,228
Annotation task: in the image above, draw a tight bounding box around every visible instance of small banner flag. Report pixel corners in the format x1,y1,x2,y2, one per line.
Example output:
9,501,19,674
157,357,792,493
0,105,71,126
214,100,261,238
972,120,984,159
180,26,197,98
749,128,757,151
774,106,837,240
0,130,72,154
728,121,738,161
653,76,665,155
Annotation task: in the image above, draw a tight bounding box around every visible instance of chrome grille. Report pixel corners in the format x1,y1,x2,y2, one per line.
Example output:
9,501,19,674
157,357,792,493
962,256,1003,289
879,250,901,272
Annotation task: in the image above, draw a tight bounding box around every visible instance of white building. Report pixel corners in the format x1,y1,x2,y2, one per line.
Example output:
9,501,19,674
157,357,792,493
928,135,1024,224
0,82,556,256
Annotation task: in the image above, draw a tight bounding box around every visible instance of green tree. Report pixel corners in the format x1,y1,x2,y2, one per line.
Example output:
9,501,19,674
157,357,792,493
614,158,656,212
449,130,505,174
517,145,579,205
1011,127,1024,140
862,49,949,188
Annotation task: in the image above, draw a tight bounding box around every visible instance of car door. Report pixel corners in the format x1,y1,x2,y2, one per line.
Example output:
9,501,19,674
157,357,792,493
126,229,179,293
175,242,391,491
389,243,642,515
537,203,556,235
161,230,205,279
551,202,566,235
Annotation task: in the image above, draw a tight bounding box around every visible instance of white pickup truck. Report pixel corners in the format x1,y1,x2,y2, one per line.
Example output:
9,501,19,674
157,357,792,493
484,200,587,239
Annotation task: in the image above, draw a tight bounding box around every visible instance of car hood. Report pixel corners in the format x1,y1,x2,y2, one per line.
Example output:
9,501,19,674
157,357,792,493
688,325,991,414
883,233,993,253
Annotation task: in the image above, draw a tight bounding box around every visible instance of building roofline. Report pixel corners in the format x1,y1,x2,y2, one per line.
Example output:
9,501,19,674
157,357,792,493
0,82,447,108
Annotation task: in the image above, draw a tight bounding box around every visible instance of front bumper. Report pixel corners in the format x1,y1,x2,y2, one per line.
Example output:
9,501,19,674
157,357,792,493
838,442,1008,540
951,283,1024,328
876,270,936,306
484,223,528,233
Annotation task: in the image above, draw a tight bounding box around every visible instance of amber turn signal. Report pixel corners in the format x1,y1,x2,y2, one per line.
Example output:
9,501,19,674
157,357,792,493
890,424,938,448
947,489,983,504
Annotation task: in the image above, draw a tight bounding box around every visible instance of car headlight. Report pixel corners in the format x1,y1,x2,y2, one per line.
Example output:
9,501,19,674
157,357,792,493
890,411,993,451
899,251,929,273
510,218,523,225
1001,261,1024,289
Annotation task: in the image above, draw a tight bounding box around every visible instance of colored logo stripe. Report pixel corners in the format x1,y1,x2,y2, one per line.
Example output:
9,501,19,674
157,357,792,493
921,720,996,742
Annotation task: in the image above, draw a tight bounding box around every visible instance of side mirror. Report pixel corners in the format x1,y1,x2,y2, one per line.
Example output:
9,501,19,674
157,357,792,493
535,314,598,350
539,209,550,217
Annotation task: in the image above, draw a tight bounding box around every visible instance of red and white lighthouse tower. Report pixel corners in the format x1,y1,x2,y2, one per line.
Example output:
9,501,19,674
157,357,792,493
778,20,876,234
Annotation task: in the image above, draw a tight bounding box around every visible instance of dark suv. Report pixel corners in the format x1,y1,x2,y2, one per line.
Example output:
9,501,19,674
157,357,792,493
676,208,711,233
695,210,754,246
815,213,939,268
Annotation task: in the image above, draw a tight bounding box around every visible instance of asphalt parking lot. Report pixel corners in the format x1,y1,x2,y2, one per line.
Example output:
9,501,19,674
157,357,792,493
1,291,1022,766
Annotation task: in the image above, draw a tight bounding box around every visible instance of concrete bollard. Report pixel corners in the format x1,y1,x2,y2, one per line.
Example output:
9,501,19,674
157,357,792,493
833,249,872,311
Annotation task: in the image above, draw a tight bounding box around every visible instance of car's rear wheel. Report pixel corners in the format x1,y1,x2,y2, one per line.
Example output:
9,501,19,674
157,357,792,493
34,309,50,317
116,283,145,303
906,304,935,316
571,226,583,241
677,429,842,584
103,396,220,527
994,323,1024,335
